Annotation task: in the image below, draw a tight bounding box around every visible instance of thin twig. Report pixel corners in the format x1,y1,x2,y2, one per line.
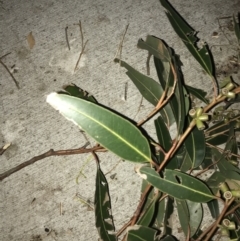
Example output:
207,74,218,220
0,144,105,181
74,20,88,72
114,24,129,62
65,26,70,50
0,55,20,89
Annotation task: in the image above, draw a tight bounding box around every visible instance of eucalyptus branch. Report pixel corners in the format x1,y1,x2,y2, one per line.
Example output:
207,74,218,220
0,144,105,181
196,198,235,241
137,62,177,127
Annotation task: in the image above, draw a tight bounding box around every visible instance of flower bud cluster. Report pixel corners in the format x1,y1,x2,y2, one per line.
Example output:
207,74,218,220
189,107,208,130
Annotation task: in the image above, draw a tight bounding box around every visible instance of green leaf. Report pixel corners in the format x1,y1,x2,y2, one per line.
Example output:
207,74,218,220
162,197,174,235
126,225,157,241
185,84,209,104
59,83,97,103
152,196,166,229
176,199,189,237
186,200,203,237
233,14,240,45
136,167,215,202
159,0,214,77
137,192,160,226
114,58,164,106
137,35,172,62
94,163,116,241
207,199,219,219
154,51,187,135
47,93,151,163
176,200,203,237
138,35,188,134
180,150,192,172
154,116,179,169
184,124,206,169
115,58,174,127
206,121,230,146
138,180,159,226
213,149,240,181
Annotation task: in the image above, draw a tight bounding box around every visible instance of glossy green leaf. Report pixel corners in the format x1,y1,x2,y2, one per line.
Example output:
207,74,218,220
114,58,164,106
185,84,209,104
153,196,166,229
186,200,203,237
162,197,174,235
47,93,151,163
233,14,240,45
138,180,158,226
136,167,215,202
176,199,203,237
137,192,161,226
94,163,116,241
176,199,189,237
137,35,172,62
184,124,206,169
159,0,214,77
180,150,192,172
138,35,188,134
115,58,174,127
126,225,157,241
59,84,97,103
154,55,187,135
207,199,219,219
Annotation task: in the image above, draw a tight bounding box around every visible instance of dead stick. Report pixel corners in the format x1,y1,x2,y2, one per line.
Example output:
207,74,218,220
0,58,20,89
0,145,105,181
65,26,70,50
74,20,88,72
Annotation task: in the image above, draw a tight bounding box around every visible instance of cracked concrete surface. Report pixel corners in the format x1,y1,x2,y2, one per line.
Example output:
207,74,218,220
0,0,240,240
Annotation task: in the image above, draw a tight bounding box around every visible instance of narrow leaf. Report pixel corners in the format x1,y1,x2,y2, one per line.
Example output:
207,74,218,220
176,199,189,237
126,225,157,241
180,150,192,172
114,58,164,106
137,35,172,62
95,164,116,241
136,167,215,202
137,192,160,226
184,124,206,169
60,84,97,103
115,58,174,126
206,171,225,195
186,200,203,237
159,0,214,77
233,14,240,45
185,84,209,104
47,93,151,163
162,197,174,235
154,116,178,169
207,199,219,219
